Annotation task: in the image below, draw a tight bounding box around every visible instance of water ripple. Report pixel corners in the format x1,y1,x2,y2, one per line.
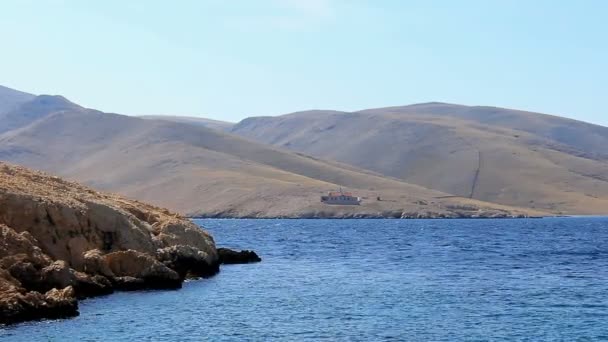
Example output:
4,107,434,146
2,217,608,341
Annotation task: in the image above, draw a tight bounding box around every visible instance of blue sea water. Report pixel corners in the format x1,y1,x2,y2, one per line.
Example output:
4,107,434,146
2,217,608,341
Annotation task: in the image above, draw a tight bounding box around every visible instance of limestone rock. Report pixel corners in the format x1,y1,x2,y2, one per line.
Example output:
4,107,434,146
0,162,229,324
43,286,78,315
157,245,219,279
0,268,78,325
83,249,115,278
72,272,113,298
217,248,262,264
155,221,218,263
105,250,181,289
41,260,73,289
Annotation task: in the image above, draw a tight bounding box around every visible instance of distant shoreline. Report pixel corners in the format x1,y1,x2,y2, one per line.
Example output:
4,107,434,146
189,215,549,220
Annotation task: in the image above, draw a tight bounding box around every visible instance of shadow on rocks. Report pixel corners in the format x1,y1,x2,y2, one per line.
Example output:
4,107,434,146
217,248,262,265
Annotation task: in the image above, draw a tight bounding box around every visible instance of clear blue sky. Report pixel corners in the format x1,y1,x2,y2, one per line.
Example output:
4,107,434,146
1,0,606,126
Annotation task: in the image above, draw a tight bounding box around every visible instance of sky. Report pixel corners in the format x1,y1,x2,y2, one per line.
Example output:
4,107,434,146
1,0,607,126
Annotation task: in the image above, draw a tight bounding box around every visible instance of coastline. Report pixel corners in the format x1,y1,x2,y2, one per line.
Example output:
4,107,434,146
0,248,260,327
0,163,261,326
189,213,608,220
190,214,549,220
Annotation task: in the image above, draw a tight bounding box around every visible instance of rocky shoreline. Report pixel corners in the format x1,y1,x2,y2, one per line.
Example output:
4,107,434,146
0,163,260,325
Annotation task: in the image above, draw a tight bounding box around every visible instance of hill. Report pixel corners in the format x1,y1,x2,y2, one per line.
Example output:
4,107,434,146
0,94,81,134
0,90,540,218
0,85,35,115
139,115,234,131
360,103,608,160
231,105,608,215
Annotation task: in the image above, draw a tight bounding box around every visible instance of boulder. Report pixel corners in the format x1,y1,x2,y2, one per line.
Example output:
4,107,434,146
217,248,262,264
40,260,73,289
157,245,220,279
72,272,113,298
83,249,115,278
104,250,181,289
0,269,78,325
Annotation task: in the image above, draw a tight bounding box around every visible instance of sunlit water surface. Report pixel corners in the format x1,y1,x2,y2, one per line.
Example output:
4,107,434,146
2,217,608,341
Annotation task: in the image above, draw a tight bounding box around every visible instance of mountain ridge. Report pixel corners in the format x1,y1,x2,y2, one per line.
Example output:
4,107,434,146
231,104,608,214
139,115,234,131
0,88,542,218
0,85,36,115
1,84,605,216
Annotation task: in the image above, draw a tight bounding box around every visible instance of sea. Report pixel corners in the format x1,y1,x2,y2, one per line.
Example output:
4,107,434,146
2,217,608,341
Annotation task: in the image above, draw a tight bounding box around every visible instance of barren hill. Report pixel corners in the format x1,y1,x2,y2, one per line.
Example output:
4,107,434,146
231,105,608,215
360,103,608,160
0,85,35,116
0,90,539,218
0,94,81,134
139,115,234,131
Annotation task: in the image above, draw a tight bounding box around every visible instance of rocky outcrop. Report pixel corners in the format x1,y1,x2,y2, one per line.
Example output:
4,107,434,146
157,245,220,279
0,162,258,325
218,248,262,264
104,250,181,290
0,226,79,324
0,269,78,325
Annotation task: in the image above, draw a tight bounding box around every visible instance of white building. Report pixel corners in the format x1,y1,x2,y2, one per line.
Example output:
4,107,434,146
321,189,361,205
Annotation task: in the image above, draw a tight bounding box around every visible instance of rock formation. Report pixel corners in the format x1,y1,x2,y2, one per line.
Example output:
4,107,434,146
0,162,259,325
217,248,262,264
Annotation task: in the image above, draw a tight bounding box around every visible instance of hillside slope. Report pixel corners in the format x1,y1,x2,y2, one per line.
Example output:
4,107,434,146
0,85,35,115
0,93,540,218
139,115,234,131
231,105,608,215
360,103,608,160
0,95,82,134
